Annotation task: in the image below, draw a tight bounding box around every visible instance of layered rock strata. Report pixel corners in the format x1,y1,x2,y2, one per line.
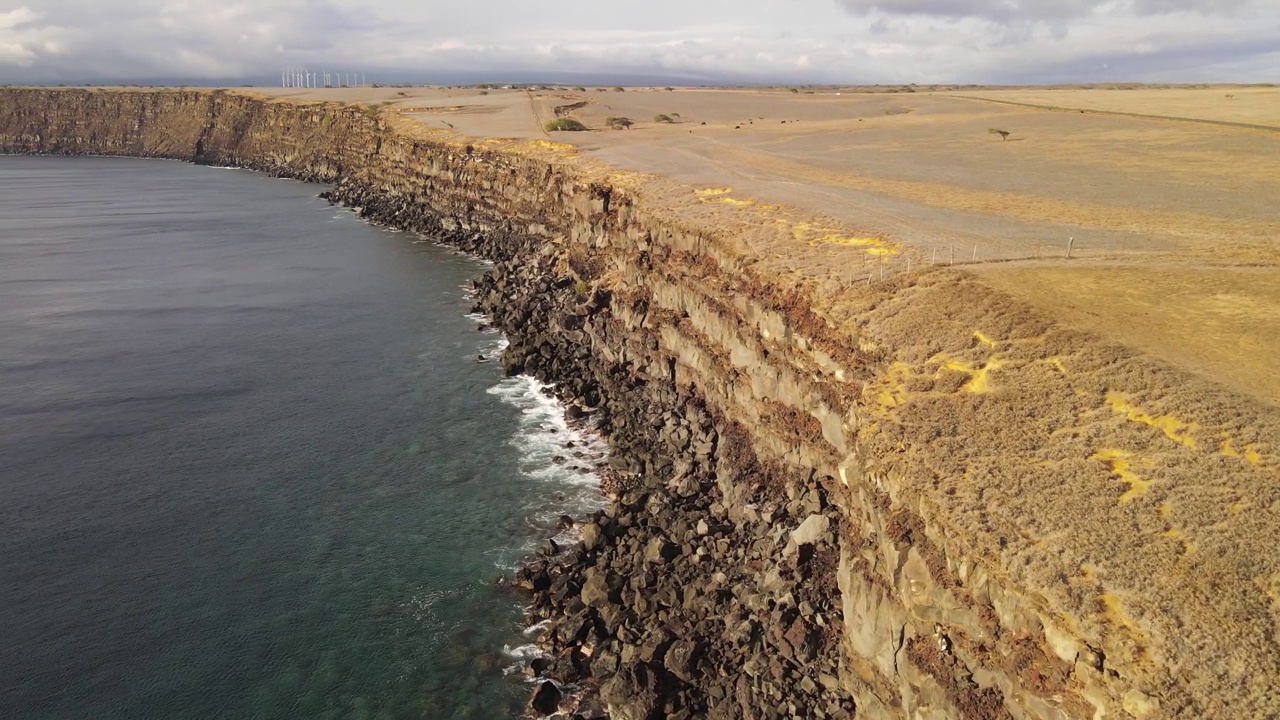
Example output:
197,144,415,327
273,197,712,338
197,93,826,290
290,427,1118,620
4,88,1278,720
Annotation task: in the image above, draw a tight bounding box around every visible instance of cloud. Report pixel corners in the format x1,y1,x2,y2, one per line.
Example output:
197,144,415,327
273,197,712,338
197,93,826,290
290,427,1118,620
0,0,1276,84
0,6,51,66
834,0,1257,23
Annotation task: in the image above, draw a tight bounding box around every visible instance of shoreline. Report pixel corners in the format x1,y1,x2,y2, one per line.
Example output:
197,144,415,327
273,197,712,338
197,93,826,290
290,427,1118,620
6,88,1279,719
331,176,851,717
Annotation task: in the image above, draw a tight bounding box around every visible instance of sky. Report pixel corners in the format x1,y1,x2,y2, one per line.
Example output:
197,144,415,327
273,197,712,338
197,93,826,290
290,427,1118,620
1,0,1277,85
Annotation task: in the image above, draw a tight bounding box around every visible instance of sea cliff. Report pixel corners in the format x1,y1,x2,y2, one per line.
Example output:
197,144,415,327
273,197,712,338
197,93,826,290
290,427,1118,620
4,87,1278,720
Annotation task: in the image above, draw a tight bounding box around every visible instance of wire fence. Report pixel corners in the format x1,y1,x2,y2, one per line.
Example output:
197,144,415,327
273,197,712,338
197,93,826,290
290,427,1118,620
852,233,1160,285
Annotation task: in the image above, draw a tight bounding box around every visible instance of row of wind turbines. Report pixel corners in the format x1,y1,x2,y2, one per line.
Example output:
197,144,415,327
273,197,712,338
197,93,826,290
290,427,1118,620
281,70,368,89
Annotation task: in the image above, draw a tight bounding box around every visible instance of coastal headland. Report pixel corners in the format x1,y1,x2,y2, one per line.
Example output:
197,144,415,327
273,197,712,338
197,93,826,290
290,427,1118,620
3,85,1278,719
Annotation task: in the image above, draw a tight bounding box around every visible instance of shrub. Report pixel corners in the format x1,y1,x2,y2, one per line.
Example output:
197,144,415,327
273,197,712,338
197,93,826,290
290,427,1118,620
612,86,625,92
479,90,489,96
654,114,675,123
544,118,588,132
665,86,674,91
789,88,799,93
605,116,633,130
988,128,1011,141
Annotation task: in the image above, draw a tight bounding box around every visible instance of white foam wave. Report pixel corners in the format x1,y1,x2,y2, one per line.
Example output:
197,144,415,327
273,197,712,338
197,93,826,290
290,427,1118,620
486,374,609,555
464,313,508,362
523,619,554,636
503,643,548,661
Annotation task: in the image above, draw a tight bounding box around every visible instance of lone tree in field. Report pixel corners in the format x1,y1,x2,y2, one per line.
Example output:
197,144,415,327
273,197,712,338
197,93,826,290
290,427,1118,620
605,116,634,130
988,128,1011,141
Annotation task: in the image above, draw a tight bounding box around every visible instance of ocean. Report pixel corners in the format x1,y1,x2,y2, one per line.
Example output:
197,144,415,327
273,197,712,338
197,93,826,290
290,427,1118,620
0,156,602,719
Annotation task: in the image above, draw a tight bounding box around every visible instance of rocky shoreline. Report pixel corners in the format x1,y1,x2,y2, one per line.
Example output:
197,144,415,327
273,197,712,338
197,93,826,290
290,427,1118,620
12,87,1269,717
321,185,857,718
449,216,856,719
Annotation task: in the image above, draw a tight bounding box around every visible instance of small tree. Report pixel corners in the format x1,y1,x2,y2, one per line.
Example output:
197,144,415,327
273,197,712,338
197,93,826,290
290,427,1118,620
545,118,588,132
988,128,1011,141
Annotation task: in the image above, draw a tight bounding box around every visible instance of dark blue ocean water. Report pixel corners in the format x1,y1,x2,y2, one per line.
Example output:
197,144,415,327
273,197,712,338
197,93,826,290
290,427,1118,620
0,157,603,719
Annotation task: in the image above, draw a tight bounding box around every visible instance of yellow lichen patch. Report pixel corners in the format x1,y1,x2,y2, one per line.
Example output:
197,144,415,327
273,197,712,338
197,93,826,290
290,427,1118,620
1093,449,1151,502
524,139,572,152
1100,592,1151,648
974,330,996,347
1156,502,1172,518
1222,436,1265,466
819,234,900,256
939,357,1008,394
1045,357,1068,374
818,234,881,247
1164,530,1195,556
1220,435,1239,457
789,221,900,256
866,361,912,413
694,187,732,197
715,196,755,207
1244,446,1264,466
606,170,652,190
789,221,816,240
1104,391,1197,448
464,137,506,151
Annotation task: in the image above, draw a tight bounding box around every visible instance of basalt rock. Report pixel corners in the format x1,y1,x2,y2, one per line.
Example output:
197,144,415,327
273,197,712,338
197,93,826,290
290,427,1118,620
8,88,1273,720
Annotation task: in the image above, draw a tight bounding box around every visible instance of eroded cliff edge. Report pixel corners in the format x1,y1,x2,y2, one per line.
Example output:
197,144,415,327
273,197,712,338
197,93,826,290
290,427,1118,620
4,88,1278,720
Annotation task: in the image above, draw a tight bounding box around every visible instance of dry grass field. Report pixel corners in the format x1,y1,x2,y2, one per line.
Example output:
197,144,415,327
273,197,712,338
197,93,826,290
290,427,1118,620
240,84,1280,709
255,84,1280,406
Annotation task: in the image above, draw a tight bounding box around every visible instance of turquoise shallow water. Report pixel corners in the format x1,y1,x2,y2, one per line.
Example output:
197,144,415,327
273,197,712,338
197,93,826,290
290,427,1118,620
0,157,603,719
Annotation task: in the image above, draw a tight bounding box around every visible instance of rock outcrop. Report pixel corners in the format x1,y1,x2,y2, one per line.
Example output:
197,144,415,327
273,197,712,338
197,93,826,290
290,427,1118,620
4,88,1278,720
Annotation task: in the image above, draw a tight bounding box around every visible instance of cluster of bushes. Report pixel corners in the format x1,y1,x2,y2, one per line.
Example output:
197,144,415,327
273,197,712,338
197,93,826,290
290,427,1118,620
543,113,690,132
544,118,588,132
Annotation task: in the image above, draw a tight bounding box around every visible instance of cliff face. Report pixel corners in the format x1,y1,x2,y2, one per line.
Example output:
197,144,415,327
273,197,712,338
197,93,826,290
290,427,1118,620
5,88,1278,720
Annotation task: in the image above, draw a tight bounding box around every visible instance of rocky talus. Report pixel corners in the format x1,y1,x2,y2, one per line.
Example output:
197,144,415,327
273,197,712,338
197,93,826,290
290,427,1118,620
5,88,1279,720
468,246,853,719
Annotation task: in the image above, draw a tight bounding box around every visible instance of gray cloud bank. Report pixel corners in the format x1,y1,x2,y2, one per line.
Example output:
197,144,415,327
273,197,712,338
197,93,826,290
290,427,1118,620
1,0,1276,84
